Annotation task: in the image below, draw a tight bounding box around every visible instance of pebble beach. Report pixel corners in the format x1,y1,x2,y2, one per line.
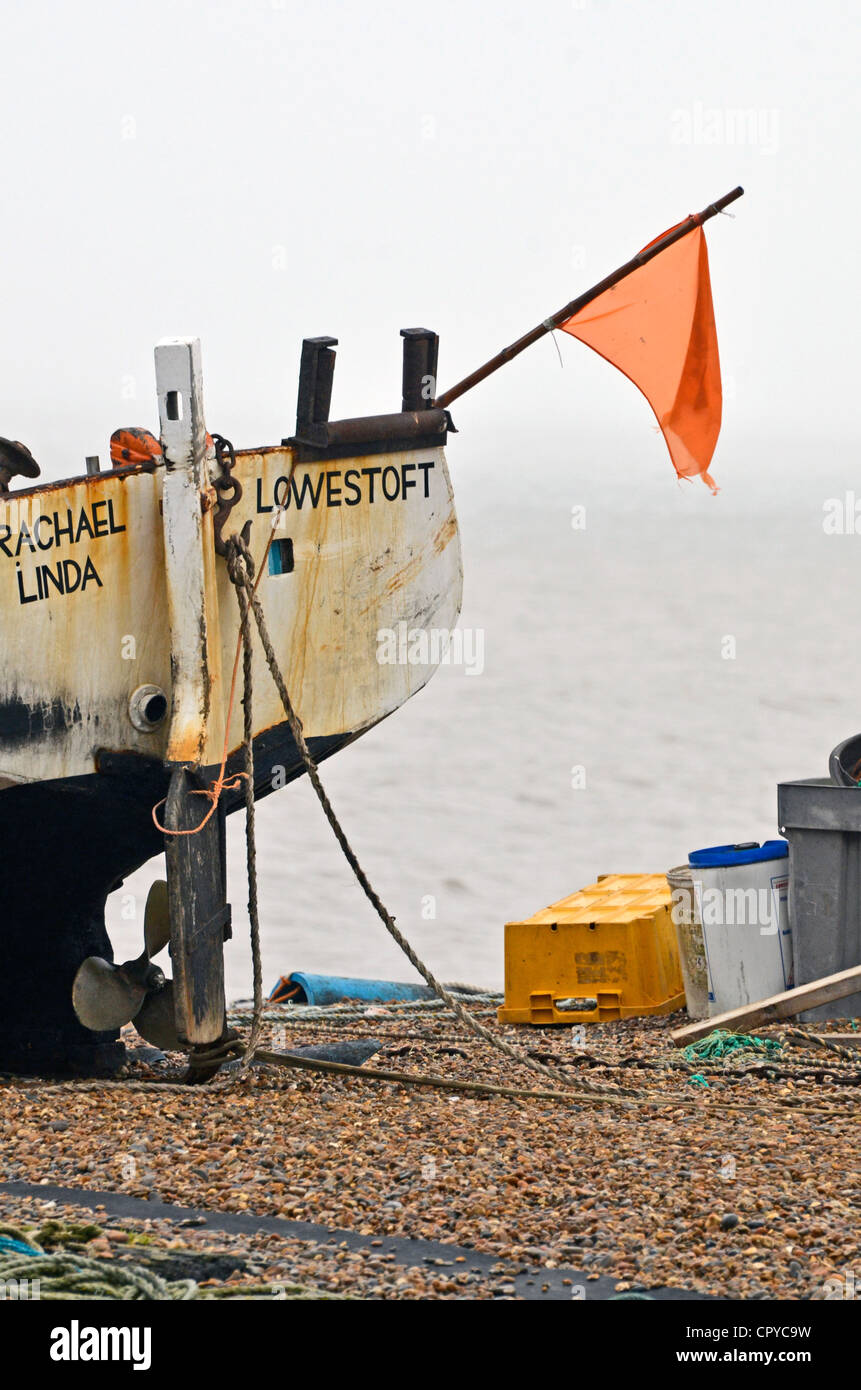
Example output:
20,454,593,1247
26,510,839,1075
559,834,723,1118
0,1000,857,1300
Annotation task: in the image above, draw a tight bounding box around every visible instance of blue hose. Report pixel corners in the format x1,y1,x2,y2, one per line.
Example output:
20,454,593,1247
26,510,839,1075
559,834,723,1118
271,972,437,1006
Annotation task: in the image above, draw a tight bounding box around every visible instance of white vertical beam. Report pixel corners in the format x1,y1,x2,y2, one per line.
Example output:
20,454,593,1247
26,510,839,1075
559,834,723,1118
156,337,214,766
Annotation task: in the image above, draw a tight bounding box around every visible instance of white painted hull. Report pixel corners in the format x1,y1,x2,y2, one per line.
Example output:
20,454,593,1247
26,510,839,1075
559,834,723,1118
0,443,462,787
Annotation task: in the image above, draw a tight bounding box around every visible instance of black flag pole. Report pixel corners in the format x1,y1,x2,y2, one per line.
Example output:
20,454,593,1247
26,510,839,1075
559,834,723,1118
433,185,744,411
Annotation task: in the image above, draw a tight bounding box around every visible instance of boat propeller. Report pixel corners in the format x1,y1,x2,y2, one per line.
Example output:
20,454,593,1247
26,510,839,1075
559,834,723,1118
72,880,180,1049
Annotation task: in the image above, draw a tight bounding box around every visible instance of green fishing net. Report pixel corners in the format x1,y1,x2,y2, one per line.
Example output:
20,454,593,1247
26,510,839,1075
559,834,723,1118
682,1029,782,1064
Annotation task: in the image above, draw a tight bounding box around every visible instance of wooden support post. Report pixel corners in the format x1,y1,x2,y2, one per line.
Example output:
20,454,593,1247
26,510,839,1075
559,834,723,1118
671,964,861,1046
156,337,217,768
156,337,229,1048
164,767,229,1047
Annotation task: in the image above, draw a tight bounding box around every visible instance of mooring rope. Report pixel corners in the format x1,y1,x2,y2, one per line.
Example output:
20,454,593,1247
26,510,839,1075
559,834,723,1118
226,536,823,1112
226,993,504,1025
221,532,638,1101
3,1051,845,1115
0,1223,336,1300
783,1026,859,1063
232,550,264,1071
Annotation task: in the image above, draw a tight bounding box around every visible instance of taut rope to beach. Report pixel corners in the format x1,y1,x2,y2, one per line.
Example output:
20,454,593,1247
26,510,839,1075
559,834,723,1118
222,530,630,1100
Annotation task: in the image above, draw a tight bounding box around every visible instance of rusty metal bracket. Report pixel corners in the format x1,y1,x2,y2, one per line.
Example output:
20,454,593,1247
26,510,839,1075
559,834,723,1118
211,433,243,556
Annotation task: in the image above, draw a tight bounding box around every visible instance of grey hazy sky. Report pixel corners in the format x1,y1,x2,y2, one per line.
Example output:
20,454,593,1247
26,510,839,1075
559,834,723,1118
1,0,858,483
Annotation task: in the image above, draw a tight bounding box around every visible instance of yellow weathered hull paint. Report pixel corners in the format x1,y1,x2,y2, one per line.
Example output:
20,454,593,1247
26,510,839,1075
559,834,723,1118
0,443,462,786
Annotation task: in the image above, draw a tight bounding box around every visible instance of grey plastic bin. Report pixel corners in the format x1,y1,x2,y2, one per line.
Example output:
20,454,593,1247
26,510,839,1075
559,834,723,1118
777,778,861,1021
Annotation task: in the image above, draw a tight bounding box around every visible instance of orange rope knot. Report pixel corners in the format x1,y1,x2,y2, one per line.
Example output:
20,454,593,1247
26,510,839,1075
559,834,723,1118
152,769,249,837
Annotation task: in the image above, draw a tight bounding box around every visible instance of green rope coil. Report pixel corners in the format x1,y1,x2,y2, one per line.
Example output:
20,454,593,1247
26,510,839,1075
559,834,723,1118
0,1223,341,1301
682,1029,782,1064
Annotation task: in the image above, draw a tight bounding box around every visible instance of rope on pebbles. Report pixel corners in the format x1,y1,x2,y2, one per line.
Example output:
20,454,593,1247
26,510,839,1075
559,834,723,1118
0,1224,337,1301
227,994,503,1025
681,1029,783,1063
223,535,636,1102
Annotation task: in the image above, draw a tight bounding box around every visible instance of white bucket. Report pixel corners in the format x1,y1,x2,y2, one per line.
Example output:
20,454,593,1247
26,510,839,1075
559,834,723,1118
666,865,710,1020
688,840,793,1015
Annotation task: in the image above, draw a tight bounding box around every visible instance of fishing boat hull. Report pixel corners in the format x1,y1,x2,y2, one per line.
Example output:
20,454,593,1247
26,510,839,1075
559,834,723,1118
0,441,461,785
0,344,462,1073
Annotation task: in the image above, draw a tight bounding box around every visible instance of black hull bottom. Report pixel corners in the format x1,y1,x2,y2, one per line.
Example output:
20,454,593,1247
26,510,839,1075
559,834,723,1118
0,722,358,1076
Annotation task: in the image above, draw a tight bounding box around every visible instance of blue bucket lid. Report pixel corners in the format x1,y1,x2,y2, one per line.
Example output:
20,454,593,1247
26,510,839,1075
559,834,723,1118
688,839,788,868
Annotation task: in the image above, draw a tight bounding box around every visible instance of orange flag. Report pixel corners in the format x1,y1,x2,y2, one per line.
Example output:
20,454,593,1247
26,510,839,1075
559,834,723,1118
559,222,722,491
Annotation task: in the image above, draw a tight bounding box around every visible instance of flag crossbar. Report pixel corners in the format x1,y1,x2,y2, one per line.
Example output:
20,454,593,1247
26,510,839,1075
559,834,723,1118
433,186,744,411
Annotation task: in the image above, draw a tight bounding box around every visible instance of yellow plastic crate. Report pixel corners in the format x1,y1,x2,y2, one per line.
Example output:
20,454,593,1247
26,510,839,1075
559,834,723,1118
497,873,684,1025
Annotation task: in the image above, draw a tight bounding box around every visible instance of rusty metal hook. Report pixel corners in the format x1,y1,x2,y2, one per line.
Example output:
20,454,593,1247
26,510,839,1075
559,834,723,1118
211,433,244,556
